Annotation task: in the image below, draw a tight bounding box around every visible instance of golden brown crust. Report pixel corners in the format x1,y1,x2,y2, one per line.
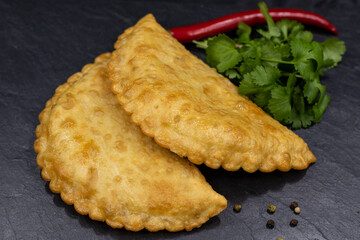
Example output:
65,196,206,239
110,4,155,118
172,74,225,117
108,14,316,173
34,53,227,232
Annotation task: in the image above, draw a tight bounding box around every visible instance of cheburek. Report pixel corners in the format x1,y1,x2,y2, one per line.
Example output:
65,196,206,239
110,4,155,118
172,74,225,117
34,53,227,232
108,14,316,173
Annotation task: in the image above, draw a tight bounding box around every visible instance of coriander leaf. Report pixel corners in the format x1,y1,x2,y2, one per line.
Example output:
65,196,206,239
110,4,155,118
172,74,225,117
295,59,318,81
238,44,260,59
261,42,282,67
320,59,336,75
313,94,330,122
288,109,302,129
192,39,208,49
311,82,329,122
322,38,346,64
258,2,281,38
303,79,329,122
238,57,261,75
310,41,324,70
277,20,311,43
291,39,322,67
250,65,281,86
288,106,314,129
293,30,313,43
225,69,241,79
292,86,306,114
291,39,323,81
237,22,252,43
268,86,292,121
257,29,273,40
238,76,264,95
288,24,305,40
238,72,274,95
275,19,302,40
320,38,346,72
286,73,297,93
277,43,291,59
254,91,271,107
303,79,320,104
290,38,313,62
206,34,242,72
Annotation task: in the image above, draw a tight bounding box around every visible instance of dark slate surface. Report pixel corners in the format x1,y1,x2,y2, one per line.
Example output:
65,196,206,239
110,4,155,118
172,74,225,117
1,0,359,239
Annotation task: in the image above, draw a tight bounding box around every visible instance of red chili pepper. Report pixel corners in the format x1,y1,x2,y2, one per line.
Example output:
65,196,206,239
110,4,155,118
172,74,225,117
169,9,338,43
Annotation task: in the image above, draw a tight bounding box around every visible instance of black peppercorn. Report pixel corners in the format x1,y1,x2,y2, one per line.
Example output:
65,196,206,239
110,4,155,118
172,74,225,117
290,201,298,210
290,219,298,227
266,219,275,229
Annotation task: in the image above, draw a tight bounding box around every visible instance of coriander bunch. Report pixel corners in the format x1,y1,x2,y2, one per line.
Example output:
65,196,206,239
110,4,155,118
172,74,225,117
194,2,346,129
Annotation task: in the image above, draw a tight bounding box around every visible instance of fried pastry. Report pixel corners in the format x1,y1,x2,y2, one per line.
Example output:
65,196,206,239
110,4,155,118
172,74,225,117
108,14,316,173
34,53,227,232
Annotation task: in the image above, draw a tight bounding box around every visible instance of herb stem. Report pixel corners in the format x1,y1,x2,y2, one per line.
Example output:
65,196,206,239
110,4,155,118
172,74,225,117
281,72,303,78
192,40,208,49
261,58,295,65
235,43,252,49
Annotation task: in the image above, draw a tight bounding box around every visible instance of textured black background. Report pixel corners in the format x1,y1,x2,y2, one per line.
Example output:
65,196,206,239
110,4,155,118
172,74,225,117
1,0,359,239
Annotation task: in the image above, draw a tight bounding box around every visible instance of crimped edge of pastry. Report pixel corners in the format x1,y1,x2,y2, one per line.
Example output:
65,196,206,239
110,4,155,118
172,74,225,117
34,53,226,232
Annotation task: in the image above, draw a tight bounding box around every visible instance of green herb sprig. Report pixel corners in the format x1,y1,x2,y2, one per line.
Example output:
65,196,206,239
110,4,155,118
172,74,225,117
194,2,346,129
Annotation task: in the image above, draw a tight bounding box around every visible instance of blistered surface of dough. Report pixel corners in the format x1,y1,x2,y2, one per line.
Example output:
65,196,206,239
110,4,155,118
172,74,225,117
109,14,316,172
34,53,227,231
